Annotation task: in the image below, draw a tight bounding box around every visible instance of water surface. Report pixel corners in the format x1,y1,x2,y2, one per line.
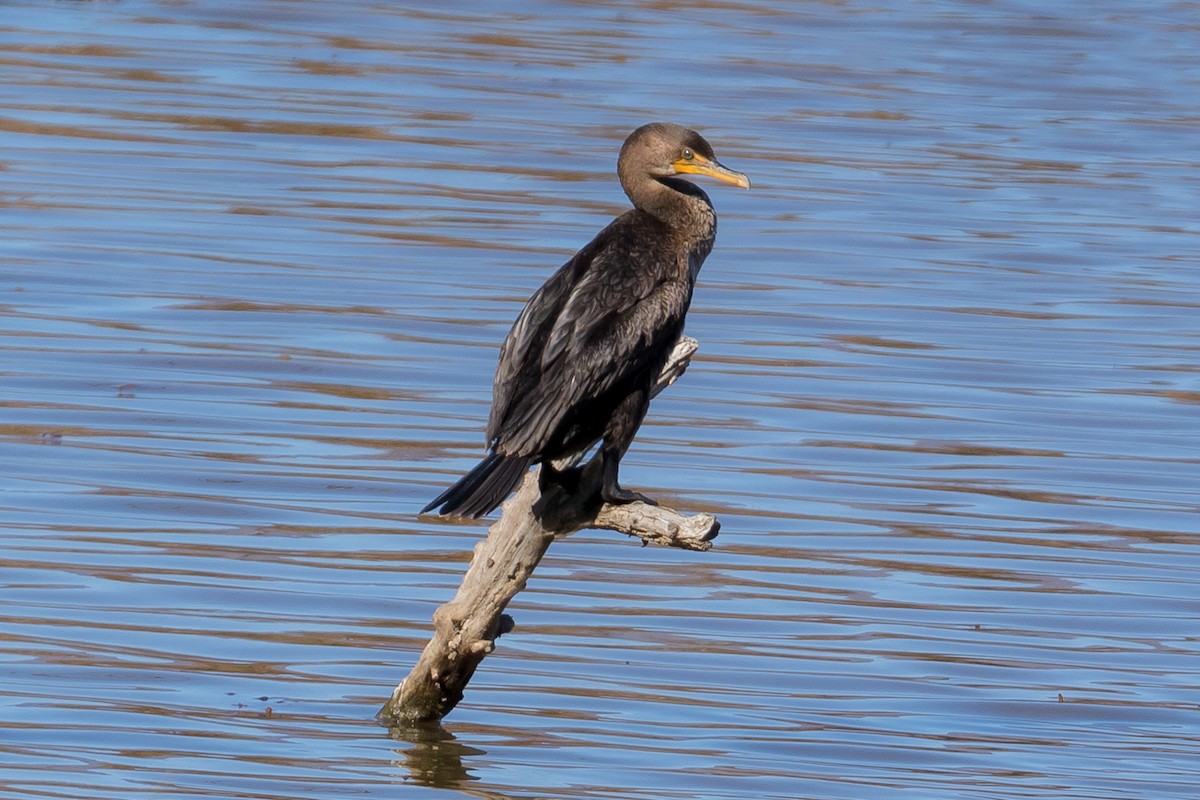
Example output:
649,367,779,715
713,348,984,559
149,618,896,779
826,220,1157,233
2,2,1198,799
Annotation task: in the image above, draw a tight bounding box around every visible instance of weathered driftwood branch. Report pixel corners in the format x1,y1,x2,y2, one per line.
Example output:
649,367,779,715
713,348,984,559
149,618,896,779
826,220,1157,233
379,336,719,727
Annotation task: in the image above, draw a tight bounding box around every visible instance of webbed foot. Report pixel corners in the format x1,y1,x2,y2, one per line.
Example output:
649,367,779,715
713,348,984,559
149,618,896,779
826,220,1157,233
600,484,658,506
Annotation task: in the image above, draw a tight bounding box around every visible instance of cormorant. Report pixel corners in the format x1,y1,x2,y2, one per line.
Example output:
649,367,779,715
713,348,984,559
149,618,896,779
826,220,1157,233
422,122,749,518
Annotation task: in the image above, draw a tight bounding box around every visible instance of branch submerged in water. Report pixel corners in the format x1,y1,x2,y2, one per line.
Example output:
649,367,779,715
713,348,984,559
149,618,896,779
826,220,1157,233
379,336,718,727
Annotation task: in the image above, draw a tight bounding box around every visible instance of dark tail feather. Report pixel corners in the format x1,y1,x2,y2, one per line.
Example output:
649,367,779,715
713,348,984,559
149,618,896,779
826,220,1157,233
421,452,532,518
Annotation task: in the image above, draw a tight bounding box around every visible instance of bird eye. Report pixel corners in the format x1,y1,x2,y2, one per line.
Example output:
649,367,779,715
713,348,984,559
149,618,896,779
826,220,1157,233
682,148,694,160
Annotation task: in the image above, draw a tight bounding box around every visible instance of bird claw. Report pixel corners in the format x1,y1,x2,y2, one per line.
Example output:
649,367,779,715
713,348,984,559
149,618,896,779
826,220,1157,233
601,485,658,506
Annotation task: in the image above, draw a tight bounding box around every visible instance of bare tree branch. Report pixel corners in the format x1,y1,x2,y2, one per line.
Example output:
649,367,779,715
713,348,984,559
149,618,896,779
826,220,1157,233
379,336,718,727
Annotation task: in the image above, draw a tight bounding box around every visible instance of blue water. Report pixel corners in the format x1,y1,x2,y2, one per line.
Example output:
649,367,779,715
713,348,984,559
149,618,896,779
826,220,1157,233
2,1,1198,798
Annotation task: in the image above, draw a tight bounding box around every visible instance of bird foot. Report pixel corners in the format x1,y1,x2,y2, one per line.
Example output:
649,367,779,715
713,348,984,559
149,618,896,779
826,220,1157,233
601,485,658,506
540,464,584,495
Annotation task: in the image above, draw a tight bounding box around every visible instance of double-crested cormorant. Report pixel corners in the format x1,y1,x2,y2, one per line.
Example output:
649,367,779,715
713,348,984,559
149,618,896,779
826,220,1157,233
423,122,749,518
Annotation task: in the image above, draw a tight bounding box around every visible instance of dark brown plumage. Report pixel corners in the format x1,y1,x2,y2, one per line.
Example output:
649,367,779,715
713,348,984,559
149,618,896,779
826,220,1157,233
423,122,749,518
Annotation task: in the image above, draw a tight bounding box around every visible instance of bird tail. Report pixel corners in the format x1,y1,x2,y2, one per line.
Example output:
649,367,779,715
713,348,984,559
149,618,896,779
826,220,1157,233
421,452,532,518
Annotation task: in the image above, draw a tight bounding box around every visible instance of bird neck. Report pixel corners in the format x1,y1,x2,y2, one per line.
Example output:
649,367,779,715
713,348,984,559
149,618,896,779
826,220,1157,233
620,172,714,232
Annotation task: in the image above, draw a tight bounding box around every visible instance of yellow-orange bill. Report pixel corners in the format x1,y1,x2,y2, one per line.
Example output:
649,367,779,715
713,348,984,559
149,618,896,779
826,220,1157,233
673,157,751,189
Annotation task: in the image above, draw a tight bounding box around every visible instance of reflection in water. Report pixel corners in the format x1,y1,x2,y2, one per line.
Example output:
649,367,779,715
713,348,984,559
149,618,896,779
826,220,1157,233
2,1,1199,799
391,724,485,790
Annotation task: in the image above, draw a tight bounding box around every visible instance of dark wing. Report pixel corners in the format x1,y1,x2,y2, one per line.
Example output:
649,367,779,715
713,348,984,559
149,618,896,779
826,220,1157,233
487,214,690,456
486,246,589,445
